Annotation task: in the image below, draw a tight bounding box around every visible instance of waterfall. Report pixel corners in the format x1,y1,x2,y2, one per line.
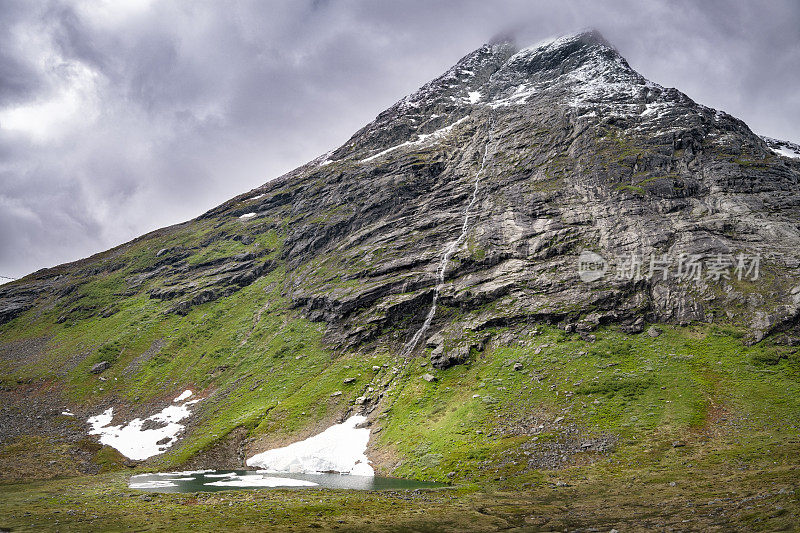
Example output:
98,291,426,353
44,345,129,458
401,117,495,357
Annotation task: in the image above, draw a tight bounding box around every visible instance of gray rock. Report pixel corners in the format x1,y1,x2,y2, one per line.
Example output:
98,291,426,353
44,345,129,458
422,373,437,382
513,362,523,371
647,326,663,338
90,361,110,374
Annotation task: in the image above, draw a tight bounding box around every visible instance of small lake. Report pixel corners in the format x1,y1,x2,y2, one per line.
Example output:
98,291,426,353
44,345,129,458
129,470,447,493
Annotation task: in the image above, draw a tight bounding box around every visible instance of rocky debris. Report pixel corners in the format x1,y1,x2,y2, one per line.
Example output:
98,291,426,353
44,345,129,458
620,317,645,334
430,337,487,370
520,427,618,470
90,361,110,374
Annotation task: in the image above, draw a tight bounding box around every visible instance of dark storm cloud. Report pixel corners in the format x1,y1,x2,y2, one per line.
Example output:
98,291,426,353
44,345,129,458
1,0,798,280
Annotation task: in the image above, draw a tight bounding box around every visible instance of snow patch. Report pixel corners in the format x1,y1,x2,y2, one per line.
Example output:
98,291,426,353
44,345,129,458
487,83,537,108
771,145,800,159
361,117,468,163
173,389,193,402
246,415,373,476
61,410,75,416
467,91,482,104
86,399,201,460
205,475,318,488
760,135,800,159
239,212,256,219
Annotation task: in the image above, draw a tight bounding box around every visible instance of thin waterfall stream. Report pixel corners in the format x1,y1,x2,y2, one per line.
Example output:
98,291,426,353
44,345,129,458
401,116,495,357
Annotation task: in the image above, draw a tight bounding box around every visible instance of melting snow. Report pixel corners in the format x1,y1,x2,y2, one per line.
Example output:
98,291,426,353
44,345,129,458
246,415,373,476
760,135,800,159
361,117,468,163
206,475,318,488
770,145,800,159
205,472,238,478
250,194,265,201
174,389,193,402
467,91,482,104
61,410,75,416
129,480,178,489
239,212,256,219
771,146,800,157
487,83,537,108
151,470,213,476
86,397,201,460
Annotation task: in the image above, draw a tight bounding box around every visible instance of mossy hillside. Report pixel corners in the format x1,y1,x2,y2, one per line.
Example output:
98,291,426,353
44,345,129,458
360,324,799,482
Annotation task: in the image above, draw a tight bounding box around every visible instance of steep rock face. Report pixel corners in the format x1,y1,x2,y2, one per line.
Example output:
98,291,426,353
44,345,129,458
2,31,800,366
245,31,800,357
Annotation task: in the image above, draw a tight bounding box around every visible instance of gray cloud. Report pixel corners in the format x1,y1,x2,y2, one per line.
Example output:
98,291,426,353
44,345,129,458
1,0,798,279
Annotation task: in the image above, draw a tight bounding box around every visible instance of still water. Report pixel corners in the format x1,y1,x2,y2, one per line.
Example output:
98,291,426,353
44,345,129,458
129,470,447,493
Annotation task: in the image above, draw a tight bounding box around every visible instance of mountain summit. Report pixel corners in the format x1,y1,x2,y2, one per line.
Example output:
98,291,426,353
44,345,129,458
1,31,799,493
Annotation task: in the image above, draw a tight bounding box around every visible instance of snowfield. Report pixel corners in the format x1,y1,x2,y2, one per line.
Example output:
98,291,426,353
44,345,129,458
246,415,373,476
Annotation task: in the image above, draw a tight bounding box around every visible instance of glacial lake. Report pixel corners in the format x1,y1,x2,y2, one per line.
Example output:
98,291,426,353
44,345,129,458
129,470,447,493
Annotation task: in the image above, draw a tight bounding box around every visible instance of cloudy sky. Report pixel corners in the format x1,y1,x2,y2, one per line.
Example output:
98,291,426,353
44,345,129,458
1,0,798,280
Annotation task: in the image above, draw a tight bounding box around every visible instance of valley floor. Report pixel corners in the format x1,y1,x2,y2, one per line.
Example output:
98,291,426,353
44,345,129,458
2,433,798,532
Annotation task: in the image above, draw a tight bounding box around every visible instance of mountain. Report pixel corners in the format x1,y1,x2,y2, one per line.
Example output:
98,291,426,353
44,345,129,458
1,32,799,524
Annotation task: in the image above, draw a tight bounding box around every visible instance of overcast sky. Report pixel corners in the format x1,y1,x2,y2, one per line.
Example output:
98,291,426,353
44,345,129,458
1,0,798,280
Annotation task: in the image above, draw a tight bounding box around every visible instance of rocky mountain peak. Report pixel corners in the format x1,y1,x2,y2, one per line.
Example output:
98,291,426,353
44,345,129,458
329,30,649,162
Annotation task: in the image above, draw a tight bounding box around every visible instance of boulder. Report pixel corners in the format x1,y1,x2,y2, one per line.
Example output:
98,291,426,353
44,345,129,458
90,361,110,374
